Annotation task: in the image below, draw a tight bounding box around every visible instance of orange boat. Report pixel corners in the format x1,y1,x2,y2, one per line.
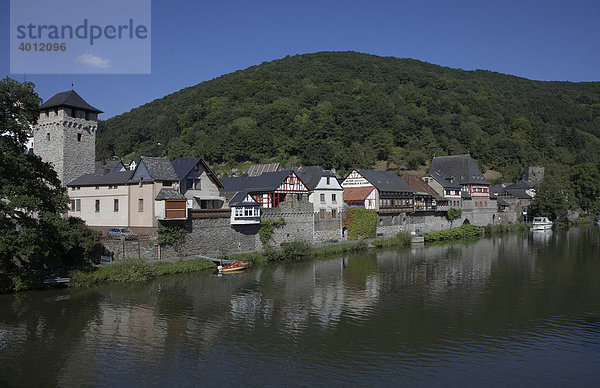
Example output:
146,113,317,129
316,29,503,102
217,261,250,273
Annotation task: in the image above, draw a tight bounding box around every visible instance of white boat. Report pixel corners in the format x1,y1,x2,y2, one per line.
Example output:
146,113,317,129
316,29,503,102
532,217,553,230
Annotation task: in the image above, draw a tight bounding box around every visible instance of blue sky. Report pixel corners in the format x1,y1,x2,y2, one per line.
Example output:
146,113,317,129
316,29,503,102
1,0,599,118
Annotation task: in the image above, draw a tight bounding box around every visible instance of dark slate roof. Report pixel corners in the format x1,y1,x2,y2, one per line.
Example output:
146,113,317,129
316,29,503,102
95,160,125,175
497,197,509,206
39,90,103,113
137,156,179,182
229,191,259,207
294,166,339,190
426,172,462,189
155,188,186,200
505,180,536,190
222,171,293,193
503,188,532,199
247,163,281,177
355,169,414,193
489,185,506,196
430,154,488,185
171,157,224,189
67,170,133,186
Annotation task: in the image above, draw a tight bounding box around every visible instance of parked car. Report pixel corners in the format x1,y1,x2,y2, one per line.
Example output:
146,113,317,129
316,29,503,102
107,227,137,239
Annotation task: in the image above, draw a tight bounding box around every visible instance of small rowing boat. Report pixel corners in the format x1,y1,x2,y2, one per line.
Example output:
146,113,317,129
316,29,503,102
217,261,249,273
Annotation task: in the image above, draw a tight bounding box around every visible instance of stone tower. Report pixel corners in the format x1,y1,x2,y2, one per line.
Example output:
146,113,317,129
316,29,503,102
33,90,102,185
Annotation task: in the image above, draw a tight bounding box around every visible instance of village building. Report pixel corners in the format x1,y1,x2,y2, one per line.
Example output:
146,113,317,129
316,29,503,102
67,170,133,232
171,157,225,210
429,154,490,199
128,156,182,234
33,90,102,185
401,174,448,211
228,192,261,225
342,169,414,213
294,166,344,220
421,172,462,208
221,170,310,209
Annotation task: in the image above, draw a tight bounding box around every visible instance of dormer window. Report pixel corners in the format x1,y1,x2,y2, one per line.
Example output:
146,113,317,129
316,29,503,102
46,133,50,141
327,177,331,185
77,133,82,142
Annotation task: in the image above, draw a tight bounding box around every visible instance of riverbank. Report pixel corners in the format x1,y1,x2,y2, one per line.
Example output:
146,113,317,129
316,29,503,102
0,223,543,293
68,258,217,287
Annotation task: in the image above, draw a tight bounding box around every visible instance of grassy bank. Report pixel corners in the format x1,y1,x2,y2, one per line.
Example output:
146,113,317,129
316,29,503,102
424,225,483,242
68,258,216,287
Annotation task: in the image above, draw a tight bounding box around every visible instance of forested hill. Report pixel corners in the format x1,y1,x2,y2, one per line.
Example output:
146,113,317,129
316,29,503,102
97,51,600,180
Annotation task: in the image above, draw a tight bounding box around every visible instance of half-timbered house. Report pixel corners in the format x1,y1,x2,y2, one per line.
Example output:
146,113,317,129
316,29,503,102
429,154,490,199
221,171,310,208
341,169,414,212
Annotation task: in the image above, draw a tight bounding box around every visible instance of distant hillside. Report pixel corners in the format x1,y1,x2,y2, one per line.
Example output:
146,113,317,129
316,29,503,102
97,51,600,180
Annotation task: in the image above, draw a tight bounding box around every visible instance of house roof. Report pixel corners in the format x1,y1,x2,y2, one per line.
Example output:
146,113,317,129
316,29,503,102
425,172,462,189
95,160,125,175
294,166,339,190
401,174,443,200
155,188,186,200
229,191,259,207
221,171,296,193
171,157,224,189
503,188,532,199
247,163,281,177
430,154,488,185
39,90,103,113
132,156,179,182
497,197,509,207
355,169,414,193
343,186,375,202
504,180,536,190
67,170,133,186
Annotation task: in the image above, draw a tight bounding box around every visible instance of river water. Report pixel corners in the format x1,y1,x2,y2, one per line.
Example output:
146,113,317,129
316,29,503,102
1,227,600,387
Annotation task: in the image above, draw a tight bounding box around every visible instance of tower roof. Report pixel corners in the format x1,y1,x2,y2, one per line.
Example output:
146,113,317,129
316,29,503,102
39,90,103,114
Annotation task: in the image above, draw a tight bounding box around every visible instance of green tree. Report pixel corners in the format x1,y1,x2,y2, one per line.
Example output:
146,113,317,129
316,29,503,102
530,180,569,223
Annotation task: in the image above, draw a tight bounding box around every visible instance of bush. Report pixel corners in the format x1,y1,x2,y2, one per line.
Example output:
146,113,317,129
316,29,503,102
157,225,187,253
344,208,377,240
372,232,412,248
258,218,285,246
424,225,482,242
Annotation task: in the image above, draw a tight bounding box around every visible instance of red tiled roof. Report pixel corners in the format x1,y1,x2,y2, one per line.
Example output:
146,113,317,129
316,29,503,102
343,186,375,202
401,174,444,200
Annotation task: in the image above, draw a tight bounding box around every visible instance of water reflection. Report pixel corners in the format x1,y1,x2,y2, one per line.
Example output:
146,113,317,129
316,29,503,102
1,227,600,386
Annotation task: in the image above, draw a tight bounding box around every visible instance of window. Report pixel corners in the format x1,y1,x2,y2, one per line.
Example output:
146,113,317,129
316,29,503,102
76,199,80,211
319,209,325,218
485,201,487,207
332,209,337,218
320,193,325,203
70,199,75,210
332,194,337,202
194,178,201,190
46,133,50,141
186,179,193,190
235,208,243,217
95,200,100,212
326,177,331,185
77,133,82,142
114,199,119,212
162,181,172,187
138,199,144,212
95,186,99,190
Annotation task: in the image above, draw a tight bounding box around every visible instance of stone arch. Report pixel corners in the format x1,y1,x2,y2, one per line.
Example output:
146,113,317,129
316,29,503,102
462,218,471,225
342,227,348,239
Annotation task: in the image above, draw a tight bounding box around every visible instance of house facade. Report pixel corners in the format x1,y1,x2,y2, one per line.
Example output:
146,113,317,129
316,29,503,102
295,166,344,220
221,171,310,209
172,157,225,210
342,169,414,213
429,154,490,200
401,174,448,211
422,172,462,208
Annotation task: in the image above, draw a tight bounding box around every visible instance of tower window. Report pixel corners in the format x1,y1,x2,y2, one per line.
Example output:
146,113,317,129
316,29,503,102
138,199,144,212
95,200,100,212
77,133,82,142
114,199,119,212
46,133,50,141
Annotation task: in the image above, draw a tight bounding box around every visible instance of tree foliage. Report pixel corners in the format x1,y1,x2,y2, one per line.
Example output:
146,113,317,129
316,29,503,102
97,52,600,184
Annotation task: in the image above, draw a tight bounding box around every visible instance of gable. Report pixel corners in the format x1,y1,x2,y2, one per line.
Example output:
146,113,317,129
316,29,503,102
342,170,370,187
131,160,152,181
275,171,309,193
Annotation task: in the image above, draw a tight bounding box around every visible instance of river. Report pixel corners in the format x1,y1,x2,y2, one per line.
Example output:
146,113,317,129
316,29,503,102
1,227,600,386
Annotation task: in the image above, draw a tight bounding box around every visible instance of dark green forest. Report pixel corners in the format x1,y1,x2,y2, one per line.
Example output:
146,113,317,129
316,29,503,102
97,51,600,211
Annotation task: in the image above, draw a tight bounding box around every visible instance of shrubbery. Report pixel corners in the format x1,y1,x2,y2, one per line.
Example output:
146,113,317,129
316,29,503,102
344,208,377,240
424,225,482,242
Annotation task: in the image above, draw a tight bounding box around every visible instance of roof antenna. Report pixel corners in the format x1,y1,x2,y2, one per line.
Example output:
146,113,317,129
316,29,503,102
71,82,74,90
